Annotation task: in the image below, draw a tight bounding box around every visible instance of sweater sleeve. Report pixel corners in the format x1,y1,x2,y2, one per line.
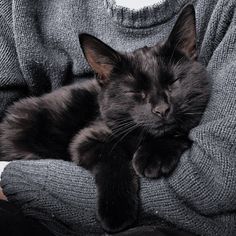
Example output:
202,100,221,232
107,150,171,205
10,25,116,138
1,160,102,236
0,0,28,120
1,2,236,236
140,6,236,236
1,36,236,236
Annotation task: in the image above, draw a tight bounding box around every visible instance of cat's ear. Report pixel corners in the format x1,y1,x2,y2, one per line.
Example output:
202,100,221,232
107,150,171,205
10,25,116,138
166,4,197,60
79,33,121,85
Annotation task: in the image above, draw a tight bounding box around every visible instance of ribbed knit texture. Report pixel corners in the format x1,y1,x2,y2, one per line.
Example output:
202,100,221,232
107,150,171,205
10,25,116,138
0,0,236,235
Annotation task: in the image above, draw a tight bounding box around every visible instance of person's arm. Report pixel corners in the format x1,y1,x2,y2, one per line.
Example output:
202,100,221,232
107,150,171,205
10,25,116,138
138,6,236,236
0,0,28,199
0,1,28,121
1,160,102,236
1,2,236,236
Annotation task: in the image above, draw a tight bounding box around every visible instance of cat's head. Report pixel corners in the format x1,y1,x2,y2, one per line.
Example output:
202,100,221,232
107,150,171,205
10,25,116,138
79,5,209,137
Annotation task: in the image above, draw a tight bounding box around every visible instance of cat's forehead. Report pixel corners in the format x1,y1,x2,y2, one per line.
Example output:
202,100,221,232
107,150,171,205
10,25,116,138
126,46,158,73
126,44,175,81
131,44,161,61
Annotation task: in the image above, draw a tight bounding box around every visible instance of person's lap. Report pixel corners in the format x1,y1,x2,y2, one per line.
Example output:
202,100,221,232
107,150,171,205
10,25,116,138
0,200,54,236
0,199,197,236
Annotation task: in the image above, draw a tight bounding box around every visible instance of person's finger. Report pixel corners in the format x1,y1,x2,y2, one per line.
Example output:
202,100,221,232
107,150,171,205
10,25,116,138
0,187,7,200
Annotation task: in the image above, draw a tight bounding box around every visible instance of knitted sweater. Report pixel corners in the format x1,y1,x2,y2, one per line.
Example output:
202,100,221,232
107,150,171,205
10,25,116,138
1,0,236,235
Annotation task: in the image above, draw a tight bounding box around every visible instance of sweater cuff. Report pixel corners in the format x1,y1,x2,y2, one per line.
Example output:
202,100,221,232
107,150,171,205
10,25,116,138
0,161,9,181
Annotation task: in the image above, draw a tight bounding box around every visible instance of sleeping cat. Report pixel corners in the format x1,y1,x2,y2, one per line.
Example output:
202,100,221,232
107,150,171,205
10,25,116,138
0,5,209,233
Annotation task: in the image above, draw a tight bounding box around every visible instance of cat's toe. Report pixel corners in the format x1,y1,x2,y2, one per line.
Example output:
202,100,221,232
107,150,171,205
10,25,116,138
132,148,162,178
133,152,179,179
132,147,147,177
160,155,179,176
143,154,180,178
132,145,181,179
143,160,162,178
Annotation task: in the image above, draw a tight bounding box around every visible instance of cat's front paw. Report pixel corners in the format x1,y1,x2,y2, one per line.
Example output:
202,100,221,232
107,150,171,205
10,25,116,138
132,145,179,178
97,194,137,233
69,121,111,169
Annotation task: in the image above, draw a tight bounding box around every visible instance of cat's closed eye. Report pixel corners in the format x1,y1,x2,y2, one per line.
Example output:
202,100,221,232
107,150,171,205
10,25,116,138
168,78,180,92
124,91,146,100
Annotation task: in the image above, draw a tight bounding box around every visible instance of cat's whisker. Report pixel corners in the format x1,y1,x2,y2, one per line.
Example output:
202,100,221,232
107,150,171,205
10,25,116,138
108,124,139,155
111,122,136,138
113,124,138,141
111,124,137,139
108,119,134,132
98,123,137,158
112,122,134,131
110,127,135,142
135,129,145,150
184,112,204,115
111,118,134,126
112,122,133,128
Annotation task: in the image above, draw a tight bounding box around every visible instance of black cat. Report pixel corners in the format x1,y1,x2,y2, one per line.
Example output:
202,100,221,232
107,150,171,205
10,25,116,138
0,5,209,233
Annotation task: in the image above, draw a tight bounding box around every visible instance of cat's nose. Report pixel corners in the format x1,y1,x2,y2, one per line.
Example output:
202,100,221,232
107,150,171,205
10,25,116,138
152,104,170,118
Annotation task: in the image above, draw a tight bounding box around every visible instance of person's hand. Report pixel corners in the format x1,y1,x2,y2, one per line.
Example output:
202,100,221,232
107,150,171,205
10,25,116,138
0,187,7,200
0,161,9,200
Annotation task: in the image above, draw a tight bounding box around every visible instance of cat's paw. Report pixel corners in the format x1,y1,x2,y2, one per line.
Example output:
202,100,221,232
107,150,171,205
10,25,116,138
97,194,137,233
69,121,111,169
132,145,179,178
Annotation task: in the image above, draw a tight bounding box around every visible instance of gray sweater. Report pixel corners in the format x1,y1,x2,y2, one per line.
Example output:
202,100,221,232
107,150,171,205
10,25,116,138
0,0,236,235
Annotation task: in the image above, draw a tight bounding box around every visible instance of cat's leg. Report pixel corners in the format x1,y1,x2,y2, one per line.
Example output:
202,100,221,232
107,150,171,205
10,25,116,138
70,123,139,233
95,155,139,233
69,120,112,170
70,121,138,232
132,137,192,178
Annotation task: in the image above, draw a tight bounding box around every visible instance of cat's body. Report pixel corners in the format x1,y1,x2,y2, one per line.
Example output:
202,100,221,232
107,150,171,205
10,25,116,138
0,5,209,233
0,80,100,161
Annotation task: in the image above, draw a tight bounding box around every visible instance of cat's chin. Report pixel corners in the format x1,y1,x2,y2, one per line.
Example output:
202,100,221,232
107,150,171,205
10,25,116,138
146,124,177,138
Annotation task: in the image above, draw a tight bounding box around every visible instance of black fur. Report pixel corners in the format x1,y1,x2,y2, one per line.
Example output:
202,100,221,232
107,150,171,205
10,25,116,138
0,5,209,233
